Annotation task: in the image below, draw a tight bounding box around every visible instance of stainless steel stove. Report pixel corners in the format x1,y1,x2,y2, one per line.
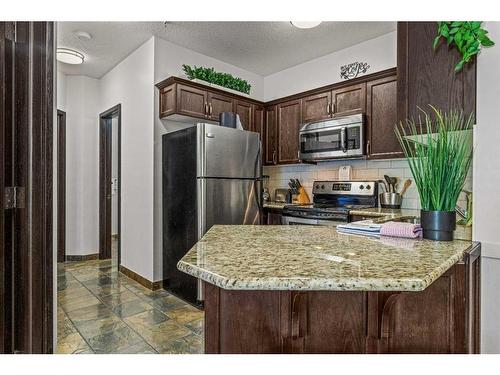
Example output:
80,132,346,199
282,181,378,226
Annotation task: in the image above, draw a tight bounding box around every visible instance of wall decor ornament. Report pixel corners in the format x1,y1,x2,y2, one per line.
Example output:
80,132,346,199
340,62,370,79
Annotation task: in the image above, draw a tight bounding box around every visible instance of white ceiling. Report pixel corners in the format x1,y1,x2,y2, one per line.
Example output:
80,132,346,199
57,21,396,78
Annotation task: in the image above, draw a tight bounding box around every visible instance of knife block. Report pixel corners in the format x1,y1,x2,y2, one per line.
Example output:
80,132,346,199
295,187,310,205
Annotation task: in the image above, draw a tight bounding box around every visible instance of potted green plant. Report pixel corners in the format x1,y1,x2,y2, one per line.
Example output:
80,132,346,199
395,107,473,241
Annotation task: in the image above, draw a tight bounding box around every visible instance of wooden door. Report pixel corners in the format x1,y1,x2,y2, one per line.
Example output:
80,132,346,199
99,115,113,260
253,105,264,137
264,106,278,165
176,84,207,119
332,83,366,116
366,75,402,159
1,21,54,354
397,22,476,123
234,100,253,130
159,84,176,118
57,110,66,262
208,92,234,121
278,99,302,164
302,91,331,122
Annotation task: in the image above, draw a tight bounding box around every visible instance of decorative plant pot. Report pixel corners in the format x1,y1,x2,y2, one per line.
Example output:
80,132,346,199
420,210,456,241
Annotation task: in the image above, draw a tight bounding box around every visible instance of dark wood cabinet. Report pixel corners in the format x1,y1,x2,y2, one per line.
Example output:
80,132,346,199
265,106,278,165
397,22,476,123
332,83,366,116
277,99,302,164
263,210,282,225
253,105,264,139
234,100,253,130
366,74,402,159
207,92,234,121
204,243,481,354
302,91,331,123
159,85,176,118
176,83,208,119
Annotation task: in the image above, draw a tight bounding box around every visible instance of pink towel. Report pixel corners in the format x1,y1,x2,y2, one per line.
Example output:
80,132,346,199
380,221,423,239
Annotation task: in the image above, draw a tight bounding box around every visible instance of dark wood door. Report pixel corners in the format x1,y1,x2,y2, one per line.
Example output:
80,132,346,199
397,22,476,123
302,91,331,122
99,116,113,260
264,106,278,165
234,100,253,130
159,84,176,118
278,99,302,164
332,83,366,116
366,75,402,159
208,92,234,121
176,84,207,119
57,110,66,262
1,21,54,354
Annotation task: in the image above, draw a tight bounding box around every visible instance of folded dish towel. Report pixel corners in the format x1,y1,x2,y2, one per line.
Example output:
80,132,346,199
380,221,422,239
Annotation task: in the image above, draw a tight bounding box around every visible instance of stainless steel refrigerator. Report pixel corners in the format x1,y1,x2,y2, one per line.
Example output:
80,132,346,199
162,123,262,305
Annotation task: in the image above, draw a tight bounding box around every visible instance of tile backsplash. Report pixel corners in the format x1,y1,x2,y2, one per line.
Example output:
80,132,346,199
263,158,473,210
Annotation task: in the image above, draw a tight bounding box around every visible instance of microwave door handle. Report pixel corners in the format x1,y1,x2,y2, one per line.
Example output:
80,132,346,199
341,127,347,153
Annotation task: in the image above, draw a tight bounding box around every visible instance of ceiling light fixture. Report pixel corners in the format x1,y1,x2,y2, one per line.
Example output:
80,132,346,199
56,48,84,65
73,31,92,41
290,21,322,29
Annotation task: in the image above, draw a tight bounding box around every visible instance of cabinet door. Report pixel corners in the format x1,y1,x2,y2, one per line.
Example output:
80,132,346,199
332,83,366,116
366,75,402,159
264,106,278,165
176,84,207,119
159,84,176,118
208,92,234,121
253,105,264,138
235,100,253,130
397,22,476,123
278,99,302,164
302,91,331,123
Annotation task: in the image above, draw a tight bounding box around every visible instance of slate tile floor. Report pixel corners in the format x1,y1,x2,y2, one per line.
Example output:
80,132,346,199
57,248,204,354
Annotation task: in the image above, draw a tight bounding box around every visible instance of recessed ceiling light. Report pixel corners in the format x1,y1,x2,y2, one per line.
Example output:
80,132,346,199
290,21,322,29
73,31,92,41
56,48,84,65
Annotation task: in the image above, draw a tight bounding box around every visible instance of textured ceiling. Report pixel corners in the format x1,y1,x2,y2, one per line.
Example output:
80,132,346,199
57,21,396,78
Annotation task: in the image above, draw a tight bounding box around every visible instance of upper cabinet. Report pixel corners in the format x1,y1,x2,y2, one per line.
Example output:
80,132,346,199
397,22,476,123
265,106,278,165
277,99,302,164
235,100,253,130
302,83,366,123
207,92,234,121
366,74,402,159
176,84,207,119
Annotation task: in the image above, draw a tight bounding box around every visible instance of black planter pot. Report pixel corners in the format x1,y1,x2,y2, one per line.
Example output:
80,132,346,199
420,210,456,241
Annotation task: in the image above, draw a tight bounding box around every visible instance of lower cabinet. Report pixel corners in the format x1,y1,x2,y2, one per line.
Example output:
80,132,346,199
204,244,480,354
263,209,283,225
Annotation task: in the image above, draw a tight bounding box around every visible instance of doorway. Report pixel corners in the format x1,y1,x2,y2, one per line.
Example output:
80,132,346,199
57,110,66,263
99,104,121,266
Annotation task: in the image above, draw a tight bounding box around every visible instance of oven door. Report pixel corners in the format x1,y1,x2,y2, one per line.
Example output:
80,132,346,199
299,123,364,161
282,215,343,227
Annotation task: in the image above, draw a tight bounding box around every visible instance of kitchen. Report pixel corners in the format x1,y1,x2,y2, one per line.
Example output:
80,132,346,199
2,15,499,360
159,21,481,353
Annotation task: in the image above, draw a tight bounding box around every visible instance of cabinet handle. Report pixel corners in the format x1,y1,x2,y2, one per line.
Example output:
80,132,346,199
273,150,277,164
204,102,208,116
367,140,371,155
326,103,330,115
331,102,336,114
209,103,213,116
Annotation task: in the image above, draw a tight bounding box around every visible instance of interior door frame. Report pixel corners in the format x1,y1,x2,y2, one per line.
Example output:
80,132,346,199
99,104,121,264
57,110,66,262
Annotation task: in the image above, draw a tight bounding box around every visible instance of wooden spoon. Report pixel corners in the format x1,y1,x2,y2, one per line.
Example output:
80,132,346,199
399,179,412,196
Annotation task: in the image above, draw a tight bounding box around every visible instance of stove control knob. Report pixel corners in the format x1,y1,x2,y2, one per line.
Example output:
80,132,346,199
359,185,364,190
321,184,325,190
315,184,320,189
366,185,371,190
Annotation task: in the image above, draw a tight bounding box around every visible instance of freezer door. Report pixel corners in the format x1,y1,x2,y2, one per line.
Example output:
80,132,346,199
197,123,262,179
198,178,261,238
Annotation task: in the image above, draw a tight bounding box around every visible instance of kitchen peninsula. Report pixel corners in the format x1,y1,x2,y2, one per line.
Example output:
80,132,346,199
178,225,480,354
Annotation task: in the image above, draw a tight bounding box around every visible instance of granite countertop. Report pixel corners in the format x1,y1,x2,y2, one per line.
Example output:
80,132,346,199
178,225,477,292
263,201,289,210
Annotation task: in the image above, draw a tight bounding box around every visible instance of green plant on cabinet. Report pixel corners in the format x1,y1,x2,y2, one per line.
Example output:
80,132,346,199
434,21,495,72
182,64,252,94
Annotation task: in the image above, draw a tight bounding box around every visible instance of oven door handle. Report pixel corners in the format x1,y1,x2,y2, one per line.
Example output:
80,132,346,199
283,216,318,225
341,127,347,153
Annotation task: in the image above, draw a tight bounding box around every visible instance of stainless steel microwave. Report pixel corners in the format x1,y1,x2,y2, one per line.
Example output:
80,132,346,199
299,113,365,161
